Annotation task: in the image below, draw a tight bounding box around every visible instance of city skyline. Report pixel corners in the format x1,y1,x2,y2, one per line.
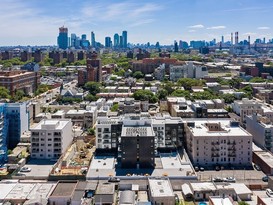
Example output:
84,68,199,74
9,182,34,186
0,0,273,46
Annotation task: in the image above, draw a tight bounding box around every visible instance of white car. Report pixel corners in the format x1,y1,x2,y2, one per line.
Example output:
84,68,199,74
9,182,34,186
266,189,273,197
20,167,31,172
223,177,236,183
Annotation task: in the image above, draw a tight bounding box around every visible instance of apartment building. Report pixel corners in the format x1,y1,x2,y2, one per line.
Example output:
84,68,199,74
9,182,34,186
169,62,208,81
184,119,253,166
246,114,273,152
148,178,175,205
96,115,184,157
0,104,8,164
118,98,141,115
30,119,72,159
0,70,40,96
65,106,97,128
232,99,263,124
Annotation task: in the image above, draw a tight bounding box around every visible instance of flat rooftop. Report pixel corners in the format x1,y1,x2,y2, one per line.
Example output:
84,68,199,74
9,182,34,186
50,181,77,197
254,151,273,168
121,126,154,137
148,178,174,197
209,197,233,205
5,183,36,200
66,110,85,115
0,181,18,200
31,119,71,130
185,119,252,137
96,183,115,195
27,183,56,199
90,156,115,169
190,182,217,192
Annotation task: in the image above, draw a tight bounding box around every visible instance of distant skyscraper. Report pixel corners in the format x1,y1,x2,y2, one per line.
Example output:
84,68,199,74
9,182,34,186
91,31,96,47
120,36,123,48
174,41,178,52
114,33,119,47
235,32,239,45
71,33,77,48
105,37,112,48
122,31,127,48
57,26,68,49
221,36,224,44
82,34,87,40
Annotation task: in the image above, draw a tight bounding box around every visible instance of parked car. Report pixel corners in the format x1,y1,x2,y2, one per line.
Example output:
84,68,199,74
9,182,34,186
223,177,236,183
266,189,273,197
108,177,120,182
215,166,221,171
254,164,261,171
194,166,199,172
20,167,31,172
212,177,223,182
200,167,205,171
262,176,269,182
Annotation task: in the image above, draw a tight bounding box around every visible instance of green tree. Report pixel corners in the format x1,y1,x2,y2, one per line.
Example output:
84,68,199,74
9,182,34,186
12,90,25,102
111,103,119,112
249,77,266,83
177,78,205,90
133,90,158,103
238,202,250,205
157,89,168,100
85,94,98,102
0,86,11,99
221,93,236,104
87,128,95,135
171,90,190,99
133,71,144,79
162,81,176,95
35,84,50,95
84,82,101,95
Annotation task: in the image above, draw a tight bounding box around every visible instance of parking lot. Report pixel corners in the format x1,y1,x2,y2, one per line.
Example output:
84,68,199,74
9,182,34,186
197,169,266,183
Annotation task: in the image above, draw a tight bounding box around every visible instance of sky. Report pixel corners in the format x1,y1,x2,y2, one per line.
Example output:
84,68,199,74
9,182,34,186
1,0,273,46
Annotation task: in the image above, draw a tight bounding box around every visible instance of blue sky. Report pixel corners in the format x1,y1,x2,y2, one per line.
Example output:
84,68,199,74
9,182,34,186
0,0,273,46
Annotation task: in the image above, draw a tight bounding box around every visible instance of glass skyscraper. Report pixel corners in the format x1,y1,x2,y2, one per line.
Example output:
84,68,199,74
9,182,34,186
122,31,127,48
57,26,68,49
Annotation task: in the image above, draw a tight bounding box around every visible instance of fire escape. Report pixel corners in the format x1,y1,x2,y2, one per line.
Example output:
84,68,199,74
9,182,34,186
211,141,220,158
227,140,236,158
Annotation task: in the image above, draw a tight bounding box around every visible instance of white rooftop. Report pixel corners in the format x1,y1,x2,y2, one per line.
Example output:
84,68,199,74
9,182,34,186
66,109,85,115
148,178,174,197
0,181,18,200
190,182,217,192
27,183,56,199
209,197,233,205
90,156,115,169
30,119,71,130
186,119,252,137
5,183,36,200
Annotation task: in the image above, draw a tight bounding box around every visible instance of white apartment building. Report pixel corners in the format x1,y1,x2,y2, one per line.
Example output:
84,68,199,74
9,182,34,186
169,62,208,82
184,119,253,166
30,119,72,159
246,114,273,152
96,115,184,151
232,99,263,123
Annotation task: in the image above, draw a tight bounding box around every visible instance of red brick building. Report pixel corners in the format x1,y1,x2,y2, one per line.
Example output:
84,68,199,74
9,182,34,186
0,70,40,96
78,52,102,86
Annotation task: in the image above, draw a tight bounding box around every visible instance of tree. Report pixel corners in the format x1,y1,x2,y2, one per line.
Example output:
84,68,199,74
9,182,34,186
85,94,98,102
157,89,168,100
177,78,205,90
0,86,11,99
162,81,176,95
133,71,144,79
238,202,250,205
249,77,266,83
84,82,101,95
12,90,25,102
221,93,236,104
87,128,95,135
133,90,157,103
171,90,190,99
111,103,119,112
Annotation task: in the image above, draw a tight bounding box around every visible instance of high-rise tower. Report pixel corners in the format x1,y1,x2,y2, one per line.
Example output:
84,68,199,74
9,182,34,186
122,31,127,48
57,26,68,49
91,31,96,47
114,33,120,47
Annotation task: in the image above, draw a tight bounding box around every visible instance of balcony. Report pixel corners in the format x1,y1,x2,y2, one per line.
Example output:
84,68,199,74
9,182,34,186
211,153,220,157
211,148,219,152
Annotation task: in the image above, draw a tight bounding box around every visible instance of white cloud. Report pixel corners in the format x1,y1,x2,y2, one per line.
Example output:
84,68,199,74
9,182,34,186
257,27,270,30
188,24,204,29
130,19,155,27
207,26,226,30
